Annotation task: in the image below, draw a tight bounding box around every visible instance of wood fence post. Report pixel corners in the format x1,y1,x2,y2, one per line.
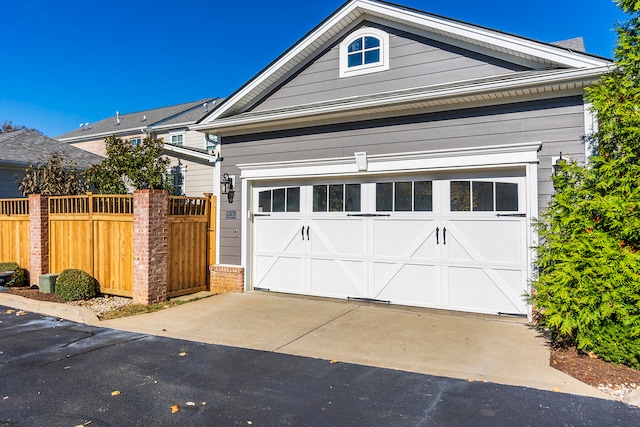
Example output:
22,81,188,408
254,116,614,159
133,189,168,304
28,194,49,285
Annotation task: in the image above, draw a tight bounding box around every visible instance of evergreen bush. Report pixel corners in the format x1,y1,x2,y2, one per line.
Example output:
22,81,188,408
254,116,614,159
530,0,640,369
55,269,97,301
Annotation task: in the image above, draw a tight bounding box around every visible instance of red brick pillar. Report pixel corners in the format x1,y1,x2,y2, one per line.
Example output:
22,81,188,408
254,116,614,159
28,194,49,285
133,189,168,304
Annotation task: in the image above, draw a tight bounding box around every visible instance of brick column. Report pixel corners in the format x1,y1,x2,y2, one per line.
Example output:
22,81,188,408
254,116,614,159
209,265,245,293
28,194,49,285
133,189,168,304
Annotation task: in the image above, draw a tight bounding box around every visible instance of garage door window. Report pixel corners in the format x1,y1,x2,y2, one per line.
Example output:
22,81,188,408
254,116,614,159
376,181,433,212
313,184,360,212
451,181,518,212
258,187,300,213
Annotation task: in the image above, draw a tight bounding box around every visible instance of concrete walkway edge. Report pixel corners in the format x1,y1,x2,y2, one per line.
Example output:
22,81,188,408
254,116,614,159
0,293,100,326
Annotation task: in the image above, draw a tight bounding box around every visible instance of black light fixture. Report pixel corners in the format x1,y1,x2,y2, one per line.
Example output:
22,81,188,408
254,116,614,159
552,152,564,176
221,173,235,203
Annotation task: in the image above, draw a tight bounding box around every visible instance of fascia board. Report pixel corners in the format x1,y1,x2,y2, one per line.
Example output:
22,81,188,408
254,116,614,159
0,160,29,168
162,143,217,163
57,127,147,143
194,66,610,133
148,122,196,132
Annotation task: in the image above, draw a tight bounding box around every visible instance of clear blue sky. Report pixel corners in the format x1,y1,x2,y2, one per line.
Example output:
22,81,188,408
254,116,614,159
1,0,626,137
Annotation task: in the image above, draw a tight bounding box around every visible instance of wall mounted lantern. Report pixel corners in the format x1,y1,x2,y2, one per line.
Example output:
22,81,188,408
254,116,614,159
552,152,565,176
221,173,235,203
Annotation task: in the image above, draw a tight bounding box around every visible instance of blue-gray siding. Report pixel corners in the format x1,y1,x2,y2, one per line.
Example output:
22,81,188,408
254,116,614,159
0,167,24,198
218,96,585,265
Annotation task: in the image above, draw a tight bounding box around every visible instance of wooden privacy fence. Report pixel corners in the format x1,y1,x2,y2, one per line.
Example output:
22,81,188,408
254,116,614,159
49,194,134,297
167,196,216,298
47,193,216,298
0,198,30,268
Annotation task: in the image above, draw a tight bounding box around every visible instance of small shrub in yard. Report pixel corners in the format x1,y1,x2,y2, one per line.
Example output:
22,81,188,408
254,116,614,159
55,269,97,301
0,262,27,287
7,268,27,287
0,262,19,272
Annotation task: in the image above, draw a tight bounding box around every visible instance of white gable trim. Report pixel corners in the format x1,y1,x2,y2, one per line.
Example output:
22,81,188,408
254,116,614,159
201,0,611,124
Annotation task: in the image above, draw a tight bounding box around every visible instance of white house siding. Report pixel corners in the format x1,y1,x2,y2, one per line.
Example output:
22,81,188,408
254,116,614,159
167,156,214,196
155,129,214,197
251,23,528,113
184,130,206,151
217,95,586,265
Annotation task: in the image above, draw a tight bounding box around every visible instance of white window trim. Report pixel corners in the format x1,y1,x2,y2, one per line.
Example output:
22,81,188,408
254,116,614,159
339,27,389,78
170,131,185,146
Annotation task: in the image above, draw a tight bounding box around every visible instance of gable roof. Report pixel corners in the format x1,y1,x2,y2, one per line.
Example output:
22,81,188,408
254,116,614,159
195,0,612,129
0,130,103,168
56,98,220,142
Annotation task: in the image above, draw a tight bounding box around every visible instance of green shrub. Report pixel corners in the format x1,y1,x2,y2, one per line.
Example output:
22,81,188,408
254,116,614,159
55,269,97,301
7,268,27,287
0,262,27,287
0,262,19,272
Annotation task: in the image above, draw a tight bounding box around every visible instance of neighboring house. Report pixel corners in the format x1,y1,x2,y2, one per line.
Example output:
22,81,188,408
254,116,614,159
56,99,221,196
193,0,613,316
0,129,103,198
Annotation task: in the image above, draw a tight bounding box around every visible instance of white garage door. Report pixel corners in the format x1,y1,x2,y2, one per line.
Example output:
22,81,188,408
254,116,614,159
252,173,528,315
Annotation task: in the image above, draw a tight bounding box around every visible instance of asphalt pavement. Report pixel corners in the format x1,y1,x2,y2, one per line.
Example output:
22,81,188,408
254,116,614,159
1,306,638,426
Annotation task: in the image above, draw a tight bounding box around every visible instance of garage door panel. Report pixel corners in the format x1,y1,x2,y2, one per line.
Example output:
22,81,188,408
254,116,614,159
255,218,305,254
255,255,305,292
309,258,366,298
445,220,524,264
372,220,437,260
373,263,440,306
447,266,527,314
309,219,365,256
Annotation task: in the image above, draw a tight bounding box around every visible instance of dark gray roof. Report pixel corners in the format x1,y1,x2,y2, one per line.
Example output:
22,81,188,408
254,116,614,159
552,37,585,53
0,130,103,168
56,98,219,140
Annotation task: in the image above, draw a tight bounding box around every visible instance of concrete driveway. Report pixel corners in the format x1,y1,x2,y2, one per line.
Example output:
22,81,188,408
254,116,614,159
90,291,606,399
0,290,607,398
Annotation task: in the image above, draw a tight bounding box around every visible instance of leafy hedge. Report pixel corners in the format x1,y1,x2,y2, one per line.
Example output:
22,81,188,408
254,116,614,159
55,269,97,301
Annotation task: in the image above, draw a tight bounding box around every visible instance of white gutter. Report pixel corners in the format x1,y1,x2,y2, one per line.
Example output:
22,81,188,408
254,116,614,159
57,127,148,143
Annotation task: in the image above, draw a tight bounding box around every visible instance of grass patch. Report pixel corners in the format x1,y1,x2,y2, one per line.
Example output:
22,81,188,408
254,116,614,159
98,295,213,320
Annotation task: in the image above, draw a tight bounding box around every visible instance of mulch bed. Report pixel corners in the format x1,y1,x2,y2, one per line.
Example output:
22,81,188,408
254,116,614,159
551,346,640,388
4,286,640,393
4,287,66,303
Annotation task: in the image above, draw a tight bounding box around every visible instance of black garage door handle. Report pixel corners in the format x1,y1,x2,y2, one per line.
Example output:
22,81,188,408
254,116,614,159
436,227,439,245
443,227,447,245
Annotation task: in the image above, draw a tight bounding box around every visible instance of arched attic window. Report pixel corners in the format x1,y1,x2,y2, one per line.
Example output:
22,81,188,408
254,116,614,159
339,27,389,78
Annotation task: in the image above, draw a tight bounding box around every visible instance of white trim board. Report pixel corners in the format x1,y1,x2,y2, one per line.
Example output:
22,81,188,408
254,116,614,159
239,142,541,180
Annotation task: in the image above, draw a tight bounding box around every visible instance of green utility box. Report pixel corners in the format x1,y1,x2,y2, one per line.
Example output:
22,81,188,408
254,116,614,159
39,274,58,294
